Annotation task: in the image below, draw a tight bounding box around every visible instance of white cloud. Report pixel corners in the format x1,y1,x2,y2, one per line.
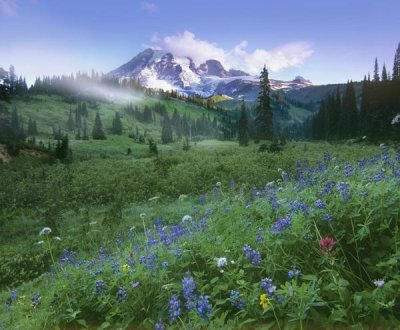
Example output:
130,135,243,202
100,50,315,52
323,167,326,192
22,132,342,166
0,0,17,16
141,1,159,14
155,31,313,75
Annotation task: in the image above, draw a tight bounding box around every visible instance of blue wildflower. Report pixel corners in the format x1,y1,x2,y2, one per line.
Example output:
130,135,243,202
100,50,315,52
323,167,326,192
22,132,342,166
323,214,333,222
155,320,165,330
344,163,353,177
197,295,212,321
117,287,128,303
243,245,261,265
94,280,105,295
288,269,301,279
261,278,276,296
229,290,244,310
58,249,77,265
168,294,181,323
31,293,41,308
315,199,326,209
256,227,265,243
336,182,351,201
270,213,293,233
182,274,197,310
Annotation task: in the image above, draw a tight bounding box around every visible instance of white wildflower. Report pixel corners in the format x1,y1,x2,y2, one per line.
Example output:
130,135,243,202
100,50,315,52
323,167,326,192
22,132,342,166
53,236,61,241
216,257,227,268
373,279,385,287
216,182,222,187
230,260,235,264
182,215,192,223
391,114,400,125
37,240,44,245
140,213,146,219
39,227,52,236
178,194,187,200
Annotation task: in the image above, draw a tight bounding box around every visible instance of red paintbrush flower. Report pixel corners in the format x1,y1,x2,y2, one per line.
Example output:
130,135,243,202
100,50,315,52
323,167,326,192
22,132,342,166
319,236,336,254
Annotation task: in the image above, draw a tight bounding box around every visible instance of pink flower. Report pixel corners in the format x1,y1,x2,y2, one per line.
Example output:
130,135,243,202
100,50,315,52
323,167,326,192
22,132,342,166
319,236,336,254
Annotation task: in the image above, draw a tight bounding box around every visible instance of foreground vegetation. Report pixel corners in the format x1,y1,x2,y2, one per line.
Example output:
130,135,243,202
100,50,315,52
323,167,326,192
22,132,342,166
1,139,399,329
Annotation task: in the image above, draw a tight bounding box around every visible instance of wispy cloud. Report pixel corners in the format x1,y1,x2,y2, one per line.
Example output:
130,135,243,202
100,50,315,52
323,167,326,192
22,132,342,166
154,31,313,75
141,1,159,14
0,0,17,16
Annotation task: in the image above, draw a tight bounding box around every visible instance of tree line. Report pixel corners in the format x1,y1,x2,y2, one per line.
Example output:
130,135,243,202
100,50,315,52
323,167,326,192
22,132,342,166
309,43,400,142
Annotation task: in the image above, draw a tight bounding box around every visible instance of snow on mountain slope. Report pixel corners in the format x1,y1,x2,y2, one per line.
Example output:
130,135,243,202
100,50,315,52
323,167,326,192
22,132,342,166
109,48,312,100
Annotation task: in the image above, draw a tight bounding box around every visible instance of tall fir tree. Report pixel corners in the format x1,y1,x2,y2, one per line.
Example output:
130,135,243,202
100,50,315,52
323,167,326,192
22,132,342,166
67,109,75,131
255,66,273,140
92,111,106,140
393,42,400,80
112,112,123,135
373,58,380,82
341,81,358,138
161,113,173,144
237,100,249,146
381,64,388,81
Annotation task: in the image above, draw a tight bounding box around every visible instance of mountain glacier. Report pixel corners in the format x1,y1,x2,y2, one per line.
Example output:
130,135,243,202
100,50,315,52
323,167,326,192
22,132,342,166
108,48,312,101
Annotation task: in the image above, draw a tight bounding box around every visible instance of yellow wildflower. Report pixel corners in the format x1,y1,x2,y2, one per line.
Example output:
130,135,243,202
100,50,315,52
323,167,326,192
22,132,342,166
122,264,131,272
260,293,269,309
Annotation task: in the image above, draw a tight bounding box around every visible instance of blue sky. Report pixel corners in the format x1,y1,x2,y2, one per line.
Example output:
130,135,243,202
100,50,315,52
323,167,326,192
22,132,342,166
0,0,399,85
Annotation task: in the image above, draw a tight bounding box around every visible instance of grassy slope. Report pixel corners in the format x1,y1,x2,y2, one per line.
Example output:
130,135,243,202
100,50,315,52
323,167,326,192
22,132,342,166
1,94,215,144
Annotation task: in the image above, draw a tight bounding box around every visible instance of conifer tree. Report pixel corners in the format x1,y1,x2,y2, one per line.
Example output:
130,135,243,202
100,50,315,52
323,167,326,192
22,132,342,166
82,118,89,140
393,43,400,80
341,81,358,138
112,111,123,135
161,113,173,144
92,112,106,139
255,66,273,140
67,109,75,131
373,58,380,82
238,100,249,146
381,64,388,81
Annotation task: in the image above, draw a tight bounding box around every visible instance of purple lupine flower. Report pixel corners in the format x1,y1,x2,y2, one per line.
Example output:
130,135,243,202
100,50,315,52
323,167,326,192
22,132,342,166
229,290,244,310
344,163,353,177
168,294,181,323
336,182,351,201
289,201,308,214
94,280,105,295
323,152,331,162
182,275,197,310
147,229,159,246
196,295,212,320
359,158,367,169
270,213,293,233
242,245,261,265
256,227,265,243
31,293,41,308
269,194,280,209
323,214,333,222
58,249,77,265
315,199,326,209
261,278,276,296
117,287,128,303
155,320,165,330
288,269,301,279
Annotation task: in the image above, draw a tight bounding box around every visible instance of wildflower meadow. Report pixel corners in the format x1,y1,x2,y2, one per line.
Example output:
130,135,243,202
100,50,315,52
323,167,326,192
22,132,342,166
1,144,400,329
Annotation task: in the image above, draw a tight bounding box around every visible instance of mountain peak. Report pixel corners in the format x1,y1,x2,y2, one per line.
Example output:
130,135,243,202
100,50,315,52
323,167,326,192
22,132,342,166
108,49,312,100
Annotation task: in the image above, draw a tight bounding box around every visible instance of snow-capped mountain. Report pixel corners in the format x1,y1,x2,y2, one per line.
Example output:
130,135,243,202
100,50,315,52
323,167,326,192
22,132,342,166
108,48,312,100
